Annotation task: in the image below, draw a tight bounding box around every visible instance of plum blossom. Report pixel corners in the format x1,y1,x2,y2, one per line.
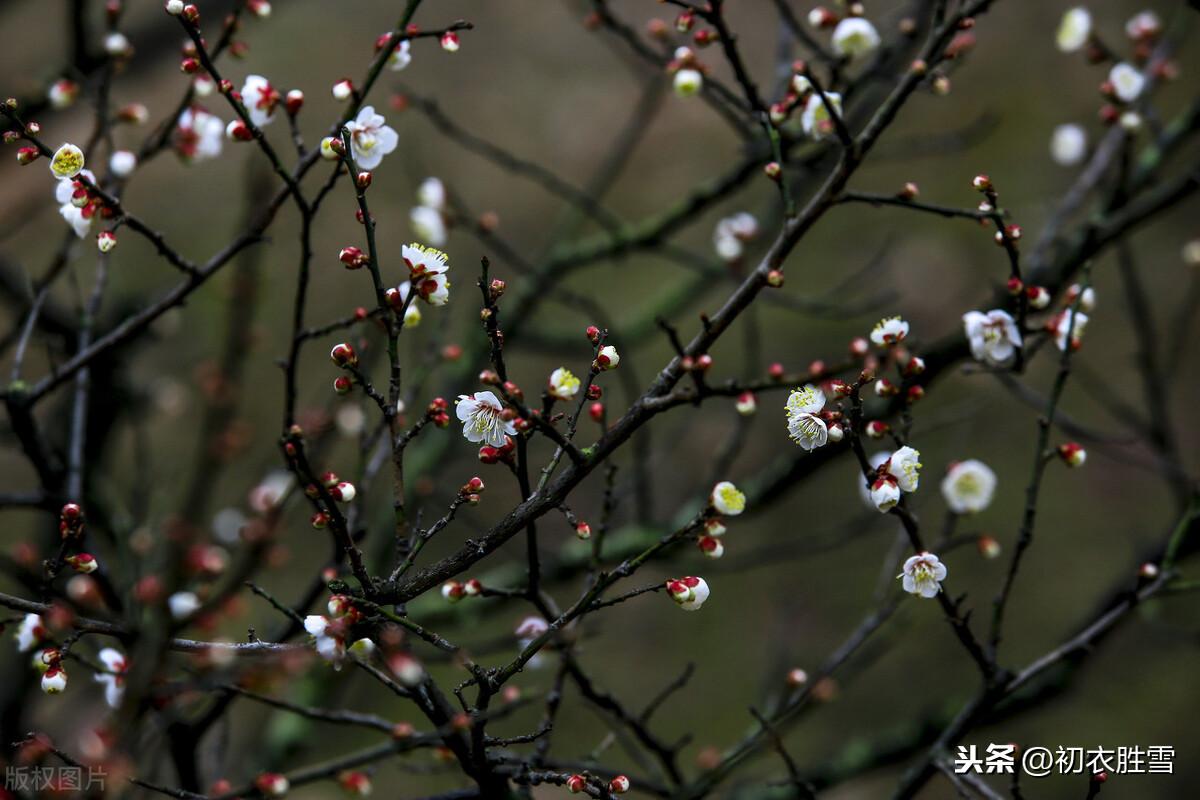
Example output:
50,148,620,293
898,552,947,598
94,648,127,708
1051,124,1087,166
667,576,710,611
713,212,758,261
674,68,703,97
110,149,137,178
831,17,880,58
50,143,85,179
456,391,516,448
710,481,745,516
870,446,921,512
1125,10,1160,40
402,243,451,305
168,591,200,620
859,451,891,508
42,666,68,694
1056,7,1091,52
1109,63,1145,103
305,615,346,663
1054,309,1088,351
174,107,224,162
962,309,1021,366
389,39,412,71
386,283,423,327
47,79,79,110
785,385,828,451
56,169,99,238
411,178,448,246
346,106,398,169
940,459,997,514
801,91,842,140
240,75,281,126
548,367,581,400
16,613,47,652
870,316,909,346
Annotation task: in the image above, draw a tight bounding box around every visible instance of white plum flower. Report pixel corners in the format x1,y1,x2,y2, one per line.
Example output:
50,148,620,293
899,552,947,598
240,75,281,127
168,591,201,620
41,666,68,694
389,39,412,71
109,149,137,178
55,168,98,238
859,451,891,508
410,205,447,247
16,614,47,652
1051,124,1087,166
941,460,997,514
1108,63,1145,103
712,212,758,261
667,576,710,611
402,243,450,305
1054,309,1088,351
962,309,1022,366
870,475,901,511
418,177,446,210
50,143,85,179
47,79,79,109
456,391,516,448
175,107,224,162
346,106,398,170
1067,283,1096,312
1125,10,1160,40
388,282,423,327
870,316,909,346
304,615,345,663
801,91,843,140
887,446,922,492
785,385,828,451
831,17,881,58
674,68,703,97
710,481,746,516
1056,7,1092,52
548,367,581,400
93,648,127,708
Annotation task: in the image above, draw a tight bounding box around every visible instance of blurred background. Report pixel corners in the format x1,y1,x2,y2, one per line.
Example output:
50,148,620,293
1,0,1198,797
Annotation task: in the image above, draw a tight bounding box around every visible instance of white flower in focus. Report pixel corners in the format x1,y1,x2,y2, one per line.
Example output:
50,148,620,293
674,68,703,97
1108,63,1145,103
16,614,46,652
899,552,947,598
50,143,85,179
870,316,909,346
1054,309,1088,351
55,168,97,238
962,309,1022,366
597,345,620,370
402,243,451,305
1056,7,1092,52
713,212,758,261
1051,124,1087,166
870,475,901,512
886,446,922,492
94,647,128,708
240,75,281,127
940,459,997,514
109,149,137,178
710,481,746,516
667,576,710,611
410,205,447,247
175,107,224,162
548,367,581,400
346,106,398,170
831,17,881,58
785,385,828,451
389,39,412,71
456,391,516,448
801,91,842,140
168,591,201,620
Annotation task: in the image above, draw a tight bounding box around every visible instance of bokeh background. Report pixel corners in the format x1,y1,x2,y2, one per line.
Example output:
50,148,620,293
1,0,1198,797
